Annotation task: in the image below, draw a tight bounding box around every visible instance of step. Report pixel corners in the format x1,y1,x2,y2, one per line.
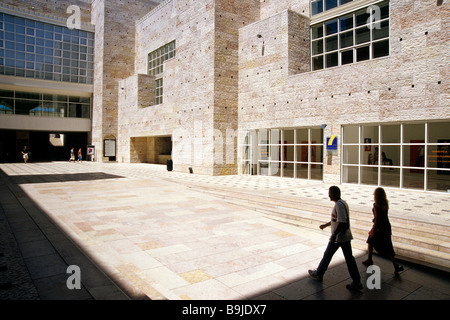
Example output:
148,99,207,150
197,184,449,242
185,183,450,270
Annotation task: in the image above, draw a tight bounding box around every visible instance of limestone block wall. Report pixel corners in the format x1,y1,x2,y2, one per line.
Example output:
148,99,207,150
260,0,310,20
120,0,260,175
213,0,260,175
91,0,160,162
238,0,450,183
117,73,155,162
126,0,216,174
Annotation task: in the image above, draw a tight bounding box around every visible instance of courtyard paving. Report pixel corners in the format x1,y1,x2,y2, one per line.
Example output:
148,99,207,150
0,161,449,301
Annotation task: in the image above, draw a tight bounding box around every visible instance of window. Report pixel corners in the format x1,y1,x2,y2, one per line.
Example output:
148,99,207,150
0,89,90,118
155,78,163,105
342,122,450,192
147,41,175,105
147,41,175,76
311,0,354,16
240,128,323,180
0,13,94,84
311,1,389,71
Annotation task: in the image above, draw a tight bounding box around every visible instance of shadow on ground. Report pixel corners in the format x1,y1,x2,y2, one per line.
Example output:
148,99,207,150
0,169,146,300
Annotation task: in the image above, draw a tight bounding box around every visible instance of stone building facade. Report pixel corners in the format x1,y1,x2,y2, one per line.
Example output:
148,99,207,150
112,0,449,192
1,0,449,192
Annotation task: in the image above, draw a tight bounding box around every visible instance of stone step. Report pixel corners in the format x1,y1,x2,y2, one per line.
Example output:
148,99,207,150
188,183,450,239
185,183,450,270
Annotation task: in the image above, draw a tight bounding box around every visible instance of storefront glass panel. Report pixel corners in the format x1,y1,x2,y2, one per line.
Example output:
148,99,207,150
403,169,424,190
361,166,378,185
342,122,450,192
381,167,400,187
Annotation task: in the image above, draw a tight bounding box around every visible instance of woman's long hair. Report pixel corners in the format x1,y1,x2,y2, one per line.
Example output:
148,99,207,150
374,187,389,211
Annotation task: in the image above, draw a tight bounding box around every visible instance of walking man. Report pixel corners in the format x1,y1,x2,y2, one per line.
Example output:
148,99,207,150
308,186,363,291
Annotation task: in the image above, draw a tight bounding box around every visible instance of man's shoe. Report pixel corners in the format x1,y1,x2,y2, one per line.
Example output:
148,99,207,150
346,281,363,291
308,269,323,281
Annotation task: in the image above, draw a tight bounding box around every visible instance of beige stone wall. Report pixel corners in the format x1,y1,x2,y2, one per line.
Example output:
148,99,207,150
91,0,160,162
213,0,260,175
119,0,260,175
238,0,450,183
260,0,310,20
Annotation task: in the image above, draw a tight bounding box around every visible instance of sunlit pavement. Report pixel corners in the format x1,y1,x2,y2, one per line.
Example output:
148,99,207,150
0,162,449,300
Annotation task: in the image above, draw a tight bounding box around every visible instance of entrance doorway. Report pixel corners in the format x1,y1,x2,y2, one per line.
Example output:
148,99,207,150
0,130,88,163
130,135,172,164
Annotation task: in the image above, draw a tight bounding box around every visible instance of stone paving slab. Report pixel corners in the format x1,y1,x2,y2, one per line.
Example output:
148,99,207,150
0,162,449,300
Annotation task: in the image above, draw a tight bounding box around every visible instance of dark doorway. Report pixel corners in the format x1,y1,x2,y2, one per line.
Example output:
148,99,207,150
0,130,88,163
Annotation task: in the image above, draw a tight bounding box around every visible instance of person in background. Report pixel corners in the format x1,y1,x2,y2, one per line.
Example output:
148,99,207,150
69,148,75,162
21,146,29,163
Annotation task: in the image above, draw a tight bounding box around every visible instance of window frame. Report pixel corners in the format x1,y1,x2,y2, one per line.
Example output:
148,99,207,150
310,1,390,71
341,122,450,192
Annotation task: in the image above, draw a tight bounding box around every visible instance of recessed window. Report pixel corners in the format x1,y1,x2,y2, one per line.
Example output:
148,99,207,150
311,1,390,71
147,40,175,76
155,78,163,105
311,0,354,16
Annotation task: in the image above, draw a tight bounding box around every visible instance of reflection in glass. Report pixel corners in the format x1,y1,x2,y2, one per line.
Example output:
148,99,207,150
427,169,450,192
381,125,401,143
381,168,400,187
284,163,294,178
403,123,425,142
297,163,308,179
361,166,378,185
296,145,309,163
403,145,425,167
343,145,359,165
428,122,450,143
311,164,323,180
270,162,281,177
343,166,358,183
403,169,424,190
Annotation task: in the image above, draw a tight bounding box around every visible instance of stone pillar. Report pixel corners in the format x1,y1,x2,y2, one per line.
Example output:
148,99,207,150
90,0,159,162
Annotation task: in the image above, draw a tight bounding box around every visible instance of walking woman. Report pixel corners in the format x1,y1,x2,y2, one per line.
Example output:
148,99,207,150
363,187,404,274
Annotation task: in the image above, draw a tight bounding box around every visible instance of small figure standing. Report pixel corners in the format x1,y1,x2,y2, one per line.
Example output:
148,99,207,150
77,148,82,162
69,148,75,162
362,187,404,274
21,146,29,163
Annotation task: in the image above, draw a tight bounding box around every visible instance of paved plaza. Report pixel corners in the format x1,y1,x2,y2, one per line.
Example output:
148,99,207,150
0,161,449,301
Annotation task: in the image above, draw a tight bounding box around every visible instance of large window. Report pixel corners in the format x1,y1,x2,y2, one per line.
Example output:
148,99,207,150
240,128,323,180
0,12,94,84
342,122,450,192
147,40,175,105
0,89,90,118
311,1,389,71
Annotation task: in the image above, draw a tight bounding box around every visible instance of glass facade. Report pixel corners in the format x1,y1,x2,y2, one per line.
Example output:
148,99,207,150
0,12,94,84
342,122,450,192
241,128,323,180
0,89,90,118
311,1,389,71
